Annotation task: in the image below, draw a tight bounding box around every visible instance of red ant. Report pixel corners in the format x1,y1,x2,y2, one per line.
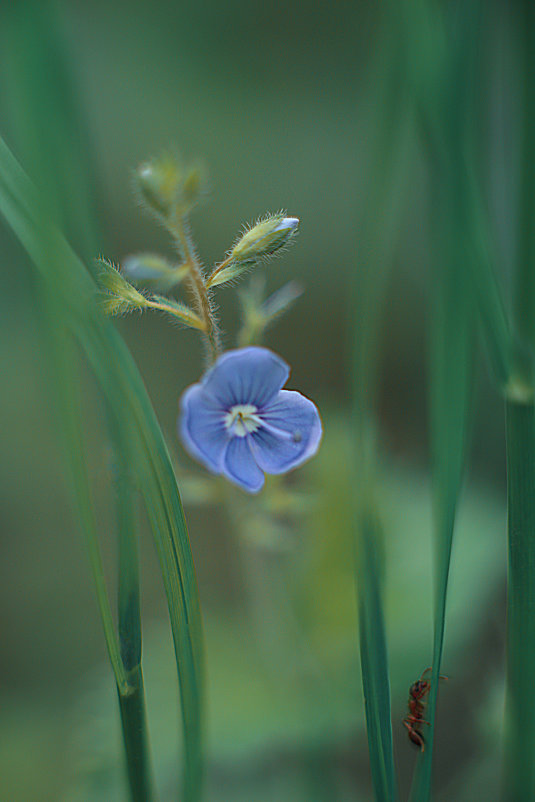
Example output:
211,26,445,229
403,667,447,752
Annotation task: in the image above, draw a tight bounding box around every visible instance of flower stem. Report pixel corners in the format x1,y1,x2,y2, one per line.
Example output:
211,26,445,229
172,214,220,361
145,298,206,330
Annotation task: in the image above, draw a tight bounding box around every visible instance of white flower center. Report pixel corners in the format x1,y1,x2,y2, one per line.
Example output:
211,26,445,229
224,404,261,437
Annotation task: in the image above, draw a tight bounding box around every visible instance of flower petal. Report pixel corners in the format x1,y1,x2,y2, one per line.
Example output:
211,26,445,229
251,390,322,474
222,436,265,492
180,384,229,472
201,347,289,408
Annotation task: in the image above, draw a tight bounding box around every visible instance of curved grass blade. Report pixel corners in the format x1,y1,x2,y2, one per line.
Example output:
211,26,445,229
406,4,487,799
0,135,205,801
2,5,156,798
38,284,130,695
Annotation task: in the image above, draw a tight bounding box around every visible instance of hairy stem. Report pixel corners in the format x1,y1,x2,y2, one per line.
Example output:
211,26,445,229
173,215,220,361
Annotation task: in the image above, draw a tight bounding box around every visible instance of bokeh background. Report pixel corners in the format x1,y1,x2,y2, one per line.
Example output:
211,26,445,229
0,1,512,799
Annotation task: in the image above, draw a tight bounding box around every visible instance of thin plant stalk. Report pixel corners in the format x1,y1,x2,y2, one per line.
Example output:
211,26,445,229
171,213,221,361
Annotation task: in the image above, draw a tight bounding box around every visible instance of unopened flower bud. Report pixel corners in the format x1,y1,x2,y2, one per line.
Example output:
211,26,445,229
206,215,299,288
122,253,189,290
231,215,299,265
136,155,182,217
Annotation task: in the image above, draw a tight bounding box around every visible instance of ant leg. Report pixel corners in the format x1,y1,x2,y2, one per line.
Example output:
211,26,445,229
403,722,425,752
420,667,448,682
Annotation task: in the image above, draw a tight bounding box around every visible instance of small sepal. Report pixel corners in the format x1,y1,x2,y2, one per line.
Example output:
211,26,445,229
181,162,207,210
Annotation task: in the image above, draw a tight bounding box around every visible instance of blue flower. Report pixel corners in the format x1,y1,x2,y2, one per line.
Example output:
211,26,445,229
179,347,322,492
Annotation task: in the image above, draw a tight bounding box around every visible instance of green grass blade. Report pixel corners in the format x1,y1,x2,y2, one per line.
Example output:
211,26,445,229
0,135,204,801
502,7,535,798
502,399,535,800
355,504,397,802
38,286,129,695
109,419,155,801
408,215,474,802
351,8,415,798
405,4,508,798
0,0,100,262
2,6,157,797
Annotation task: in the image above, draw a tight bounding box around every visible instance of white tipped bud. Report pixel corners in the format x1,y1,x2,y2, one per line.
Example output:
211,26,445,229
231,215,299,265
207,214,299,288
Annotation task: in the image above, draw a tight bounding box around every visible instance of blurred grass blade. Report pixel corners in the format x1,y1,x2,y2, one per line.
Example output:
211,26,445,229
38,284,129,694
2,5,156,798
351,6,415,798
503,400,535,800
502,6,535,798
408,216,474,802
353,0,414,418
355,505,397,802
0,0,100,263
0,135,204,800
406,5,482,799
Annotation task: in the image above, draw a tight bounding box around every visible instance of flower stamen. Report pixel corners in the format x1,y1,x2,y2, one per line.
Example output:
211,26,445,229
225,404,261,437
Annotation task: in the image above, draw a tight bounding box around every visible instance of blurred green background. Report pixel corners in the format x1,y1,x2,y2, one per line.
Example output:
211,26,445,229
0,0,511,799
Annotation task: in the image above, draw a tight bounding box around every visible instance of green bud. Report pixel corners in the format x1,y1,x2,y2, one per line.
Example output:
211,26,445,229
206,214,299,288
231,215,299,265
136,154,182,217
122,253,189,290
